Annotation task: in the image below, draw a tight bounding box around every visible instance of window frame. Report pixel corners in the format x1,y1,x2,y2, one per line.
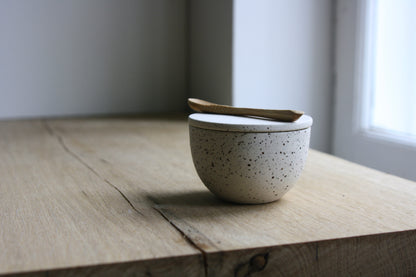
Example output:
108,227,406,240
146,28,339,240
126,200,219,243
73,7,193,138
332,0,416,181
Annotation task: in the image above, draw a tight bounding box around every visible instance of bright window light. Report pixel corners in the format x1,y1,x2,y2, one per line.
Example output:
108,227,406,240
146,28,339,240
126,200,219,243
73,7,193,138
370,0,416,139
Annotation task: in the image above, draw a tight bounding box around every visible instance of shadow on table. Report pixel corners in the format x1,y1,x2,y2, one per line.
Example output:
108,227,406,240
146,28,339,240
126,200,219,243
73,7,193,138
144,189,288,219
146,190,230,207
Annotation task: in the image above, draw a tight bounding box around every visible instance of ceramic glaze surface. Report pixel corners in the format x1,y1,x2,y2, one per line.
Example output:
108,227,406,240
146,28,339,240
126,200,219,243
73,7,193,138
189,125,311,204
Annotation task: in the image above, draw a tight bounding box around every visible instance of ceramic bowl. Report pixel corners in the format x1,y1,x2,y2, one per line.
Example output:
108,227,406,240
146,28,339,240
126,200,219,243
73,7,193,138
189,113,313,204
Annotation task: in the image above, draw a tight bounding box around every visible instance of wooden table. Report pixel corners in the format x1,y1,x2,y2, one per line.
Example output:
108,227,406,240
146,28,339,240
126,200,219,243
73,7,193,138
1,115,415,276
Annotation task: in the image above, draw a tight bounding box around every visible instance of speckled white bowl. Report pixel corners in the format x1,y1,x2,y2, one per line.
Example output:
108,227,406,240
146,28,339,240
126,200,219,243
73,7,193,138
189,113,313,204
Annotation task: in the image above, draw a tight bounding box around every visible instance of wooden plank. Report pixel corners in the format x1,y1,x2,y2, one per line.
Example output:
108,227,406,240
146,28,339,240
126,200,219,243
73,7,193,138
1,116,416,276
0,119,203,276
47,116,416,276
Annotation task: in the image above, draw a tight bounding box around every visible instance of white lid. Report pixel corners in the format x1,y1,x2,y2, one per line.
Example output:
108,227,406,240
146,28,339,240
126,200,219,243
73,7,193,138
189,113,313,132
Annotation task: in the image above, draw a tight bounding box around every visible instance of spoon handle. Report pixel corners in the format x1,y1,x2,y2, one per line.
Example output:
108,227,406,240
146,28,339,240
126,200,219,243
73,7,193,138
188,98,303,122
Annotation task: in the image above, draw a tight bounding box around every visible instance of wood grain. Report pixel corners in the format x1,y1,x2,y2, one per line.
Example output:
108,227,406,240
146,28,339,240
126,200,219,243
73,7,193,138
1,115,416,276
0,118,203,276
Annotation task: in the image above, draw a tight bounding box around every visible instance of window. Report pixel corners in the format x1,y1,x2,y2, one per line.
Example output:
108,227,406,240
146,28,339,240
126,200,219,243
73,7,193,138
333,0,416,181
369,0,416,143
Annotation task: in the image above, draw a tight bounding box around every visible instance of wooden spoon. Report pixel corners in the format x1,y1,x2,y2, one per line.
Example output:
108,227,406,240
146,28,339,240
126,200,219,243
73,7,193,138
188,98,304,122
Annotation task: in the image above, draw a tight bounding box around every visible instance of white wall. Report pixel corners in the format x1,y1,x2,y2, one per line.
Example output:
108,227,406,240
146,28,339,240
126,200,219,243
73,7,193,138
0,0,186,119
1,0,334,152
232,0,333,152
